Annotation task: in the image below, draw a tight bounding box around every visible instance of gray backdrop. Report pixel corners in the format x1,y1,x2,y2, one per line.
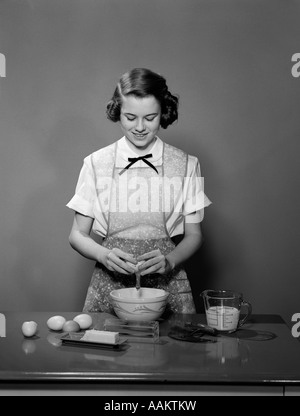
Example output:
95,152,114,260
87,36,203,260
0,0,300,324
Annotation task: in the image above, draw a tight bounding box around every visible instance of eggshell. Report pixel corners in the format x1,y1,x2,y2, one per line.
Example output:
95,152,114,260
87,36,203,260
22,321,38,338
126,260,145,273
47,316,66,331
62,320,81,333
73,314,93,330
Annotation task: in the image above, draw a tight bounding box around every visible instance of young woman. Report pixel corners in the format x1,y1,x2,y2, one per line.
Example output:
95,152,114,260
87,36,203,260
67,68,211,314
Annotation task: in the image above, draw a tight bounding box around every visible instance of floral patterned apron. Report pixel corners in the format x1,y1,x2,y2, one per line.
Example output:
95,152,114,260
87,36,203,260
83,141,196,315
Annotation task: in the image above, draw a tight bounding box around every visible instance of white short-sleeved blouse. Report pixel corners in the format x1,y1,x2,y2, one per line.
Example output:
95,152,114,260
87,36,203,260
67,136,211,238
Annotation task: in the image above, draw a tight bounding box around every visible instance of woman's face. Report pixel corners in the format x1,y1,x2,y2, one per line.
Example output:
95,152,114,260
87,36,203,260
119,94,161,152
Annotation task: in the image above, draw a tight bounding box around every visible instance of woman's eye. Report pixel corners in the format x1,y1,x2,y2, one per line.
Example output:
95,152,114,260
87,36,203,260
125,115,156,122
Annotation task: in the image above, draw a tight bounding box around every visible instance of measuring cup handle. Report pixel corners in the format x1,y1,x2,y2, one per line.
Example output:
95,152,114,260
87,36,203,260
238,300,252,328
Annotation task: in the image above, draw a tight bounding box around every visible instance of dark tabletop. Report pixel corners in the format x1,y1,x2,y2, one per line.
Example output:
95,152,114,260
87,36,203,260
0,312,300,385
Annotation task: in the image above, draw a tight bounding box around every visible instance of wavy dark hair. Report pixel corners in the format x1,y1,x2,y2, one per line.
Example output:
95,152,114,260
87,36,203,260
106,68,179,129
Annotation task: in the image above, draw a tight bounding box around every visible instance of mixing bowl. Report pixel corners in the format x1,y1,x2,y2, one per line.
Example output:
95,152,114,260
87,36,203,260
110,288,169,322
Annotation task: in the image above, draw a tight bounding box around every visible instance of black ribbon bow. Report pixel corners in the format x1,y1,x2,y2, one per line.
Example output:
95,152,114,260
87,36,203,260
119,154,158,176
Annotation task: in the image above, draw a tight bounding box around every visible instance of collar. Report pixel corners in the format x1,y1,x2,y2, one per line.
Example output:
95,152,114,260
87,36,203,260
116,136,163,167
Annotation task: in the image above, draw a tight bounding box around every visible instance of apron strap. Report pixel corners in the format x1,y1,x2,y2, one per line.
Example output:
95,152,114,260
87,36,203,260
163,142,188,226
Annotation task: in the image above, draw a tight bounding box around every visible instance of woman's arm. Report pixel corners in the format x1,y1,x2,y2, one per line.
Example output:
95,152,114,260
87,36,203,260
69,212,136,274
166,221,203,271
69,213,103,262
137,220,203,275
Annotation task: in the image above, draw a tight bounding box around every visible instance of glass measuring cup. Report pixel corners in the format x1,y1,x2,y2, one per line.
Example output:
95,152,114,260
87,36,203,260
201,290,252,333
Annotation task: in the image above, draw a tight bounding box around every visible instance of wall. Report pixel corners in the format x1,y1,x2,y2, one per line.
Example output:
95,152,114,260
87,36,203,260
0,0,300,324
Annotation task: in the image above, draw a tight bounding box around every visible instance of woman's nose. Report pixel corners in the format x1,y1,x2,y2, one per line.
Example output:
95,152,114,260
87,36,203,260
135,118,146,132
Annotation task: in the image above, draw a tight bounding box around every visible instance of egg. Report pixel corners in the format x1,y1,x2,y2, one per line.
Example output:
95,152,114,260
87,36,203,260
62,320,81,333
22,321,38,338
73,314,93,330
126,260,145,273
47,316,66,331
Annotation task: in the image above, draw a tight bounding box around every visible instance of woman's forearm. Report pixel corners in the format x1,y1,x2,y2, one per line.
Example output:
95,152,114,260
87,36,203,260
69,229,108,264
166,232,203,270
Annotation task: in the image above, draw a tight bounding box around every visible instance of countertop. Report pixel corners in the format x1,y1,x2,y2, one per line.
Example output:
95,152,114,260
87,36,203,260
0,312,300,394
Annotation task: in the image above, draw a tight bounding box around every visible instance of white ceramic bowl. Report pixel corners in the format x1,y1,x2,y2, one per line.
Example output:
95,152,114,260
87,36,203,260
110,287,169,322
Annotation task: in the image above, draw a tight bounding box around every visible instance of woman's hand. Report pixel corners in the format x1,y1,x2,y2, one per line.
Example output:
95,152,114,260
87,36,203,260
137,249,174,276
102,248,137,275
136,222,203,277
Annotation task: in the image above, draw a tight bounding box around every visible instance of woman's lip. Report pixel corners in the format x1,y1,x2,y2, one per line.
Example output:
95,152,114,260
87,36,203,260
133,133,148,138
